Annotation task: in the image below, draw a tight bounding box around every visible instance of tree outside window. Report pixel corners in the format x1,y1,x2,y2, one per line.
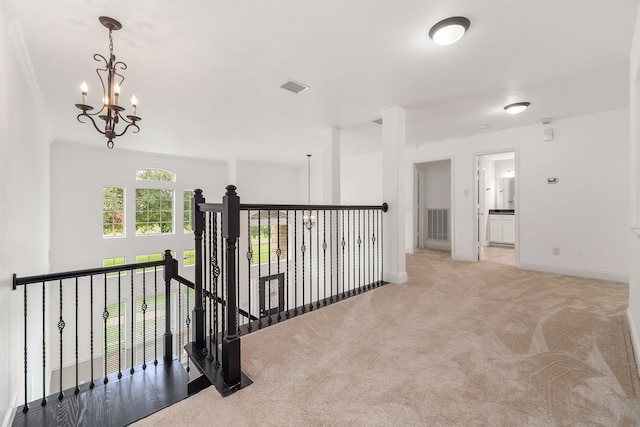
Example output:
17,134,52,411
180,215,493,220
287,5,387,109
103,187,125,237
135,189,174,235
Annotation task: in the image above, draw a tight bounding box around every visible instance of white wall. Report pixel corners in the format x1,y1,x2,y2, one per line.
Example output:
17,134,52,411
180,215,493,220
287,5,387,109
627,5,640,375
409,108,630,281
0,11,51,425
341,151,383,204
236,160,302,204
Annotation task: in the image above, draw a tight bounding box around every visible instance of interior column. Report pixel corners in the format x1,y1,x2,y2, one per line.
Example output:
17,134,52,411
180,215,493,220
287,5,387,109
382,106,408,284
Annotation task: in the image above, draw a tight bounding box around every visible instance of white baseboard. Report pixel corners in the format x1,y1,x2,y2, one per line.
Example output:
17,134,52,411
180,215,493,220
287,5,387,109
383,271,408,284
518,260,628,283
628,308,640,374
2,391,17,427
423,241,451,251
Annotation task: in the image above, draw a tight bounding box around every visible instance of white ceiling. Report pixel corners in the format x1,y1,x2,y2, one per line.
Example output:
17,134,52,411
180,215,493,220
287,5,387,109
3,0,638,165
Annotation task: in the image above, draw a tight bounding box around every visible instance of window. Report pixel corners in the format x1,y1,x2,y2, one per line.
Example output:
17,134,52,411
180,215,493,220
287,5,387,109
103,187,124,237
135,168,175,182
184,190,193,233
135,188,174,235
250,225,288,264
103,257,126,277
134,294,167,365
183,249,195,267
135,253,167,272
104,302,126,375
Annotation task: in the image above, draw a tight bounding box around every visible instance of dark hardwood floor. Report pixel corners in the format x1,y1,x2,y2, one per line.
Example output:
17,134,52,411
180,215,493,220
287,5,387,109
12,359,189,427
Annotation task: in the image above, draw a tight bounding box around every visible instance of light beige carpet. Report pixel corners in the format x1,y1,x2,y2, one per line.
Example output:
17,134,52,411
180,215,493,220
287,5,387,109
134,249,640,426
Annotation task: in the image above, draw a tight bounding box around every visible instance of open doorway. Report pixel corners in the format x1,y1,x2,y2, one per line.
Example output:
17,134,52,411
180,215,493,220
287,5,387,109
475,152,516,266
414,159,452,255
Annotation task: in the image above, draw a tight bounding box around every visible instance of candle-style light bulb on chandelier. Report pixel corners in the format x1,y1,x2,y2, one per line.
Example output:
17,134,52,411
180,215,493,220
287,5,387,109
75,16,141,149
303,154,316,230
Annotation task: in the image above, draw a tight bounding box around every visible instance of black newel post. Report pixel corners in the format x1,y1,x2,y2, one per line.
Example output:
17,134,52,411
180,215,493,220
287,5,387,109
222,185,241,387
163,249,177,362
192,189,206,347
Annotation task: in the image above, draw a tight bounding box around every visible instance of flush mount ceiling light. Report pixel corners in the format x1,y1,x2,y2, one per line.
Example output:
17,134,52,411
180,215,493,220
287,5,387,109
429,16,471,46
504,102,531,115
75,17,141,149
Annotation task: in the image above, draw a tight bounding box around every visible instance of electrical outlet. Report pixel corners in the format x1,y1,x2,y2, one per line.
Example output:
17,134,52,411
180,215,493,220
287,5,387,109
552,247,560,256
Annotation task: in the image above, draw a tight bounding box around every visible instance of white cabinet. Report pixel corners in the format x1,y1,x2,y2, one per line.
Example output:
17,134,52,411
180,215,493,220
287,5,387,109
502,216,515,244
488,214,515,245
489,216,502,242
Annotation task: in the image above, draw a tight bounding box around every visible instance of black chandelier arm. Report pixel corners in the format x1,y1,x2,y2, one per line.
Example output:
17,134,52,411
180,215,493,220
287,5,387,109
76,112,107,137
93,53,109,68
114,120,141,138
113,61,127,72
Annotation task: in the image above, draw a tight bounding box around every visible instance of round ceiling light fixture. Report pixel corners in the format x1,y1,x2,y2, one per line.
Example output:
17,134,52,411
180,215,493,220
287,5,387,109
429,16,471,46
504,102,531,115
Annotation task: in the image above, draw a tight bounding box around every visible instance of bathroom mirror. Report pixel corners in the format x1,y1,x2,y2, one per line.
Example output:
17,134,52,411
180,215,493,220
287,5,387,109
497,177,515,209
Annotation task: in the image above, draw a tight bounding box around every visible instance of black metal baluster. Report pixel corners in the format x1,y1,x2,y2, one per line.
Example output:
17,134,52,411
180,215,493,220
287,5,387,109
301,210,306,314
22,284,28,412
347,210,351,296
221,216,226,348
268,209,272,325
308,210,313,312
245,211,252,332
142,271,147,370
294,212,298,316
258,210,263,328
58,279,64,401
316,209,320,309
335,210,339,300
186,286,191,372
368,209,372,289
103,274,109,384
277,210,282,321
90,276,95,388
117,273,122,379
237,235,241,335
42,281,47,406
154,266,158,366
370,209,378,288
75,277,79,394
381,207,384,283
178,282,182,361
286,210,290,319
358,209,362,294
323,210,327,306
215,212,221,367
209,212,214,360
130,272,135,375
341,211,346,299
329,210,334,303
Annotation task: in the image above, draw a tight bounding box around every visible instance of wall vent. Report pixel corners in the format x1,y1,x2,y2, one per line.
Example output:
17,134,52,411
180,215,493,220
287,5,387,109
427,208,449,241
280,80,309,94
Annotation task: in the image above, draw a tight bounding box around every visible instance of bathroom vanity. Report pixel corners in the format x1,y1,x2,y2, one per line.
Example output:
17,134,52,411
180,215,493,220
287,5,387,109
488,209,515,245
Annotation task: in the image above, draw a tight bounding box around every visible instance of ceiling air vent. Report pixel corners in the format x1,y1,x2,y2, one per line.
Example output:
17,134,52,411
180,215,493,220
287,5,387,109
280,79,309,94
373,118,383,125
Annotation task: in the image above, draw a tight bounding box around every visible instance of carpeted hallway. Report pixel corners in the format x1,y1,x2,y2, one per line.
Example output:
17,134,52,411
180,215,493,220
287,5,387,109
135,249,640,426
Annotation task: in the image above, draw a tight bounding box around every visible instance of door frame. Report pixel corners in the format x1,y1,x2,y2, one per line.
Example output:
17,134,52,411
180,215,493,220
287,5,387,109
472,148,520,265
412,156,455,256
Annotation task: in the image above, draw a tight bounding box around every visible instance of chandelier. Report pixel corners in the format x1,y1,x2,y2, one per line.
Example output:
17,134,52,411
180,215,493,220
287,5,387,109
75,17,141,149
303,154,316,230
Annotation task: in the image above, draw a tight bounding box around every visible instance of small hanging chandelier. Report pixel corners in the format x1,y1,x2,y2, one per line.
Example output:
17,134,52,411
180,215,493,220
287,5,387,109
75,16,141,149
303,154,316,230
